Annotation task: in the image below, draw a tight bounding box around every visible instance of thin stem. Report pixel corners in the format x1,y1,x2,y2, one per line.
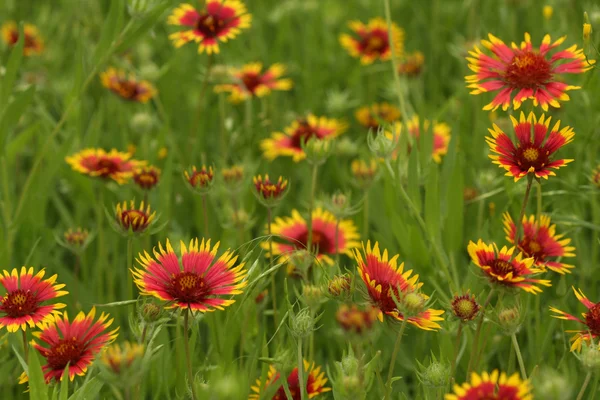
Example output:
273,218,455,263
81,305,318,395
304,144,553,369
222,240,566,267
73,254,80,308
201,195,209,238
244,97,253,138
467,289,495,377
450,324,463,384
577,371,593,400
22,329,28,361
183,309,198,400
335,217,340,268
511,333,527,379
96,187,106,301
127,237,134,301
140,325,148,344
384,319,408,400
190,55,214,156
590,372,599,400
536,179,542,221
306,164,319,254
297,339,306,400
268,207,278,329
362,192,369,240
515,175,534,247
382,0,405,115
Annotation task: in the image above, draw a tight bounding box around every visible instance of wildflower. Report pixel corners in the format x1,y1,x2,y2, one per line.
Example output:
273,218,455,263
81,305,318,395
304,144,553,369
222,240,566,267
486,112,574,181
398,51,425,77
446,370,532,400
132,238,247,312
253,175,289,205
303,137,333,165
0,267,67,333
222,165,245,185
64,228,89,247
467,239,551,294
594,166,600,187
100,68,156,103
336,304,379,334
497,305,523,335
140,302,162,323
351,159,378,188
184,165,215,193
339,18,404,64
214,62,292,103
584,23,592,41
503,213,575,274
114,200,157,234
406,116,451,163
167,0,251,54
550,287,600,351
1,21,43,56
133,165,161,190
158,147,168,159
450,292,481,322
328,274,351,298
101,342,144,374
354,241,444,330
65,148,145,184
249,360,331,400
466,33,592,111
543,5,553,20
290,307,316,339
355,103,401,130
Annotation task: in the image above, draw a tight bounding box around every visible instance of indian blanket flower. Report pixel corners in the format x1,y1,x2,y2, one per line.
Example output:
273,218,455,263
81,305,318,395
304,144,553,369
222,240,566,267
131,238,247,312
336,304,379,334
264,208,359,266
261,115,347,162
450,292,481,322
406,115,451,163
398,51,425,76
486,112,574,181
550,287,600,351
354,241,445,330
100,68,156,103
253,174,289,201
503,212,575,274
594,165,600,188
466,32,591,111
1,21,44,56
222,165,244,185
355,103,401,130
339,17,404,65
133,165,161,190
249,360,331,400
184,165,215,191
446,370,532,400
65,148,145,184
101,341,145,374
64,228,89,247
167,0,252,54
351,159,378,187
0,267,67,333
467,239,551,294
214,62,292,103
115,200,157,234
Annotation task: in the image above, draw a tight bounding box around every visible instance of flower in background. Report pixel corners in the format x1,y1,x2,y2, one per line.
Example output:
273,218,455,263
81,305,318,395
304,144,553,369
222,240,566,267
261,115,347,162
593,165,600,188
101,341,145,374
398,51,425,77
64,228,89,247
132,238,247,312
486,112,574,181
214,62,292,103
466,33,592,111
253,174,289,203
446,370,532,400
184,165,215,192
351,158,378,188
1,21,44,56
542,5,553,20
167,0,251,54
249,360,331,400
450,292,481,323
65,148,145,184
133,165,161,191
339,17,404,64
355,103,401,130
551,287,600,351
100,68,157,103
336,304,379,334
114,200,157,234
503,213,575,274
467,240,551,294
222,165,245,189
406,116,451,163
0,267,67,333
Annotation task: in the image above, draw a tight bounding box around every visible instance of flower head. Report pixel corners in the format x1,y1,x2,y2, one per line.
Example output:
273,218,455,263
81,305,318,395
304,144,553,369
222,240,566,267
451,292,481,322
184,165,215,193
214,62,292,102
65,148,145,184
249,360,331,400
115,200,157,234
100,68,156,103
336,304,379,334
351,159,378,188
253,174,289,206
550,287,600,351
1,21,44,56
398,51,425,76
446,370,532,400
132,238,247,312
101,341,145,374
406,116,451,163
328,274,351,298
133,165,161,190
340,18,404,64
64,228,89,247
222,165,245,186
355,103,401,130
167,0,251,54
466,32,591,111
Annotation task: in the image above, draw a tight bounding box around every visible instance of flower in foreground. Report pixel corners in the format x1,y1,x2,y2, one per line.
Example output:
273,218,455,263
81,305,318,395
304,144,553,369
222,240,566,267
214,62,292,103
446,370,532,400
339,17,404,65
486,112,574,181
65,148,145,184
100,68,157,103
101,341,145,374
167,0,251,54
355,103,401,130
550,287,600,351
133,165,161,190
467,240,551,294
132,238,247,311
115,200,157,234
503,212,575,274
0,267,67,333
354,241,445,330
466,32,591,111
249,360,331,400
1,21,44,56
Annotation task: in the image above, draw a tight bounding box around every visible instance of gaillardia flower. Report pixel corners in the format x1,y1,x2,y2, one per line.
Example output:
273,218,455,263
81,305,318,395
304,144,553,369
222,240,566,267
550,287,600,351
466,32,591,111
133,165,161,190
261,115,347,162
132,238,247,312
249,360,331,400
398,51,425,77
167,1,251,54
115,200,157,234
253,174,289,201
1,21,44,56
351,159,378,188
65,148,145,184
503,212,575,274
355,103,401,130
354,241,445,330
64,228,89,247
0,267,67,333
467,240,551,294
100,68,156,103
450,292,481,322
214,62,292,103
446,370,532,400
101,341,145,374
339,17,404,65
184,165,215,192
222,165,244,185
406,116,451,163
336,304,379,334
264,208,359,266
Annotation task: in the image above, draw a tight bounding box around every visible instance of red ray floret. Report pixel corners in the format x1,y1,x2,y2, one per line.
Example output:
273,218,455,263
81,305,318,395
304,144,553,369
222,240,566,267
550,287,600,351
339,18,404,65
100,68,156,103
446,370,532,400
65,148,145,184
214,62,292,103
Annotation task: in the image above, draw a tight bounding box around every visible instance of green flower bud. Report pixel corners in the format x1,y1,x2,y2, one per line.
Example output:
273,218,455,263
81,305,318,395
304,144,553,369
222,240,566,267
290,307,315,339
367,126,398,159
579,342,600,370
303,137,333,165
301,284,325,311
497,306,522,335
130,112,155,135
416,356,451,388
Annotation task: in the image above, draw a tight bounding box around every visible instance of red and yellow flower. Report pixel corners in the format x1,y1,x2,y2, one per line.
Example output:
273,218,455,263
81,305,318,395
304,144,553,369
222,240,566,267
214,62,292,103
167,1,251,54
101,341,145,374
503,212,575,274
466,32,592,111
398,51,425,77
115,200,157,234
339,18,404,65
249,360,331,400
0,267,67,333
550,287,600,351
65,148,145,184
354,241,445,330
486,112,574,181
64,228,89,247
355,103,401,130
100,68,156,103
451,292,481,323
406,116,451,163
253,174,289,201
184,165,215,191
1,21,44,56
351,159,378,188
133,165,161,190
446,370,532,400
467,240,551,294
336,304,379,334
261,115,347,162
132,238,247,312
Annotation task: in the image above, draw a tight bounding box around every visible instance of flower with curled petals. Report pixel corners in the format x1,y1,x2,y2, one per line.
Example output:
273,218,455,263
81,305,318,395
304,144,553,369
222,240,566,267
446,370,532,400
550,287,600,352
133,165,161,190
249,360,331,400
100,68,156,103
1,21,44,56
65,148,145,184
114,200,157,235
214,62,292,103
339,17,404,65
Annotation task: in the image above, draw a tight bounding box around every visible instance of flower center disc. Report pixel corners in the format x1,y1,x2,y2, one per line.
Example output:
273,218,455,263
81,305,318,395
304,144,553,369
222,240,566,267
291,121,319,149
586,304,600,335
195,14,224,38
121,210,149,231
170,272,207,303
504,51,552,89
490,259,515,276
298,228,332,254
241,73,261,94
362,33,388,54
47,338,83,370
95,158,120,175
516,145,549,173
2,289,36,317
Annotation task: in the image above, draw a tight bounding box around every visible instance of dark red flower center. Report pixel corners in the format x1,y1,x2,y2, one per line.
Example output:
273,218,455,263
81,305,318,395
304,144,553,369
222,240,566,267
195,13,225,38
297,228,333,254
489,259,516,277
94,158,121,176
9,31,36,49
168,272,208,304
585,304,600,335
120,210,150,232
241,73,262,94
290,121,320,149
360,31,389,55
515,144,550,173
116,80,141,99
504,51,552,89
188,170,213,187
47,338,84,371
272,368,316,400
376,284,403,314
1,289,37,318
519,237,545,262
134,172,159,189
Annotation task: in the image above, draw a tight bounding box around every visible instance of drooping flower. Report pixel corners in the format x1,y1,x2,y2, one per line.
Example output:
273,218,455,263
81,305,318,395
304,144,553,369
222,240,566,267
101,341,145,374
450,292,481,323
355,103,401,130
253,175,289,201
550,287,600,351
249,360,331,400
131,238,247,312
486,112,574,181
406,115,451,163
114,200,157,234
467,240,551,294
261,115,347,162
65,148,145,184
64,228,89,247
100,68,157,103
354,241,445,330
465,32,591,111
214,62,292,103
398,51,425,76
1,21,44,56
339,17,404,64
0,267,67,333
184,165,215,192
503,212,575,274
133,165,161,190
336,304,379,334
167,1,252,54
446,370,532,400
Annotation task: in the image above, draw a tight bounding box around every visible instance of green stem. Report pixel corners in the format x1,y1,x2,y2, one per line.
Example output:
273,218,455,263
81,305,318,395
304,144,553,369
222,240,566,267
382,0,406,116
384,319,408,400
536,179,542,221
362,192,369,240
201,195,209,238
268,207,278,329
306,164,319,254
127,237,134,301
245,97,253,139
190,55,214,157
297,339,306,400
511,333,527,379
183,309,198,400
466,289,494,377
22,329,28,362
577,371,593,400
590,372,599,400
450,323,463,385
335,217,340,268
96,187,106,301
515,175,534,247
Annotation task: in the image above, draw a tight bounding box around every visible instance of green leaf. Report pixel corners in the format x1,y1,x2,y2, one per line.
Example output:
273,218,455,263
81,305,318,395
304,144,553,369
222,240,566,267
407,146,421,213
6,121,39,165
67,377,103,400
443,155,464,253
92,0,124,64
12,344,28,375
115,2,171,54
28,348,49,400
0,85,36,149
424,166,440,238
94,299,138,307
0,22,25,107
59,369,69,400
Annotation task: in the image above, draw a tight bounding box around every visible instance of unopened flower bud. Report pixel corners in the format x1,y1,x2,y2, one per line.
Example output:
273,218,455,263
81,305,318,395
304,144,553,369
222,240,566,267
367,126,398,159
417,358,450,388
328,274,351,297
402,292,427,315
304,136,333,165
580,343,600,370
351,159,378,188
64,228,89,247
222,165,244,188
451,292,481,322
497,306,522,335
542,5,553,20
133,165,161,190
184,165,215,194
141,302,162,323
302,284,325,310
341,353,360,376
290,307,315,339
130,112,154,135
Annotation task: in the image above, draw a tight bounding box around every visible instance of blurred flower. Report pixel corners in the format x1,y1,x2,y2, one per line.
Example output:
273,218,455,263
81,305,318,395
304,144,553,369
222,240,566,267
1,21,44,56
406,115,451,163
351,159,378,188
167,0,251,54
132,238,247,312
466,33,592,111
127,143,137,155
328,274,351,297
65,148,145,184
397,51,425,77
100,68,156,103
301,284,326,311
533,367,572,399
130,112,155,134
255,290,268,304
497,305,523,335
64,228,89,247
214,62,292,103
336,304,378,334
249,360,331,399
463,187,478,201
355,103,401,130
578,342,600,370
158,147,168,159
339,18,404,64
446,370,531,400
253,174,289,206
101,341,144,374
222,165,245,186
550,287,600,351
0,267,67,333
486,112,574,181
325,89,358,114
450,292,481,322
542,5,553,20
184,165,215,193
584,22,592,42
133,165,161,190
303,137,334,165
114,200,157,234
